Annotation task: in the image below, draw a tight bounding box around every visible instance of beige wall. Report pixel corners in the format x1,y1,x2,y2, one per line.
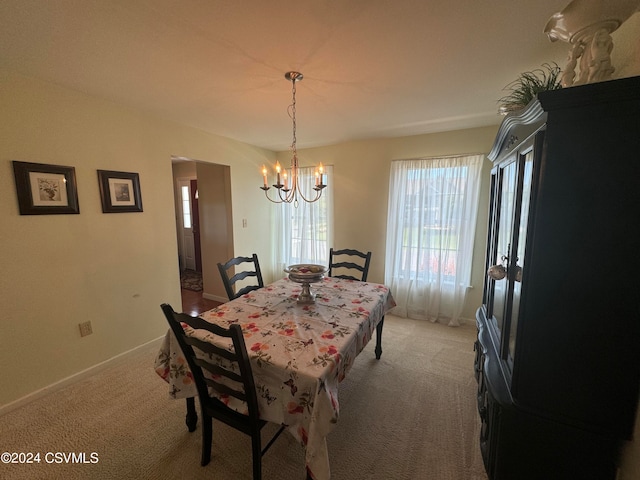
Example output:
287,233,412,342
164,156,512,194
0,70,274,406
621,413,640,480
196,162,234,302
611,13,640,80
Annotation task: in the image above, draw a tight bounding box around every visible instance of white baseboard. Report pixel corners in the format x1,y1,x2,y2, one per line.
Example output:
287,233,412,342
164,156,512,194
202,291,227,303
0,335,165,417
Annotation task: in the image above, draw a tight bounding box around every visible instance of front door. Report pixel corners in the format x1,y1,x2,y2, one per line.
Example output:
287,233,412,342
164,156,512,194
190,179,202,272
178,178,196,271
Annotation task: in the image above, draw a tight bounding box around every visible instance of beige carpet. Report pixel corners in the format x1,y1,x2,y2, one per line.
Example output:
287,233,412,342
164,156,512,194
0,315,488,480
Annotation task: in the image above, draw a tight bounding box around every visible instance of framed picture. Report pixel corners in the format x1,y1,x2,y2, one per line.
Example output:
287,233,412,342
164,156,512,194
12,161,80,215
97,170,143,213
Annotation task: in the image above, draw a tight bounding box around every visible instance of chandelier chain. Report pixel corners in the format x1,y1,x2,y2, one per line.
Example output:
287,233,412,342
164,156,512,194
291,79,297,157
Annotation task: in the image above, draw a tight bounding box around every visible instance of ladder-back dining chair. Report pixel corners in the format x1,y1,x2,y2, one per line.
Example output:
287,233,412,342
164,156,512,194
328,248,372,282
160,303,285,479
217,254,264,300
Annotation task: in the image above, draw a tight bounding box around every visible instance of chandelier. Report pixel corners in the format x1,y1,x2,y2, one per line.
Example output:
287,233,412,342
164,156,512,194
260,71,327,205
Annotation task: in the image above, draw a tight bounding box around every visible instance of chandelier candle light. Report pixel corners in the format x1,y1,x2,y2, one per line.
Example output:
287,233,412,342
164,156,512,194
260,72,327,205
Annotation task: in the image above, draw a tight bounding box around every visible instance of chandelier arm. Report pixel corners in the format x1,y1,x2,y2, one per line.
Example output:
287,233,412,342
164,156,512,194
293,187,322,203
262,189,284,204
287,166,318,203
279,187,295,203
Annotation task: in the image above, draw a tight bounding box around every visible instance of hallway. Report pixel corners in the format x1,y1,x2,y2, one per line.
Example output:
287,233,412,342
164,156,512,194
181,287,221,316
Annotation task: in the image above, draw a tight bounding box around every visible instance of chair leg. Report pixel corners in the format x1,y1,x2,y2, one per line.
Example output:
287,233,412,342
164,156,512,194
375,316,384,359
201,415,212,466
251,432,262,480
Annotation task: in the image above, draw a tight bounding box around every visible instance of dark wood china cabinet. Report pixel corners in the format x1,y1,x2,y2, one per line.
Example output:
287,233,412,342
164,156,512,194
475,75,640,480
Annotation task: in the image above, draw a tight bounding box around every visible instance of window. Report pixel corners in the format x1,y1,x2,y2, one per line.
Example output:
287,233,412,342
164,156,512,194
274,165,333,270
181,185,191,229
385,154,483,325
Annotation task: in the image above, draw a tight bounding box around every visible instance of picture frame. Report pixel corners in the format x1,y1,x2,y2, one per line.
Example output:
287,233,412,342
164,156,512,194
12,161,80,215
97,170,143,213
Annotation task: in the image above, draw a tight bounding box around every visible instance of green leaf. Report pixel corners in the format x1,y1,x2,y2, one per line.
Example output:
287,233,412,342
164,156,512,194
498,63,562,113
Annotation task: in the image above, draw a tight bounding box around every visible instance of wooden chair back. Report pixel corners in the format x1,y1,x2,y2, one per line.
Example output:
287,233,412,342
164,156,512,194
217,254,264,300
328,248,372,282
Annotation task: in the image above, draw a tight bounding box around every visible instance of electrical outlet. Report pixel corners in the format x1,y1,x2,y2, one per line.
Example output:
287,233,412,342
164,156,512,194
79,321,93,337
242,218,247,228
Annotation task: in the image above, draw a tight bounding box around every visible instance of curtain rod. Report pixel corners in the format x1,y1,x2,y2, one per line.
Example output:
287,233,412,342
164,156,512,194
391,152,486,163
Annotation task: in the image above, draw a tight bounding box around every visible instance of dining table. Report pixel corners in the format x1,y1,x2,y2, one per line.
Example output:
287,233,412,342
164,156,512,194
154,275,396,480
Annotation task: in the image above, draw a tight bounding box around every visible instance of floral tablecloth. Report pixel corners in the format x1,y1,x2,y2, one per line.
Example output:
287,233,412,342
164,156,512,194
154,276,395,480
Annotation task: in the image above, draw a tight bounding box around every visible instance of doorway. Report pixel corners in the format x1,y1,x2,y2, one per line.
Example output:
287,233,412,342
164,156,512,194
172,159,234,303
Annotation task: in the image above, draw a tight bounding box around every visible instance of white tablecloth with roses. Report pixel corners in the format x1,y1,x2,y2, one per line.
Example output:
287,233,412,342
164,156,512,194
154,276,395,480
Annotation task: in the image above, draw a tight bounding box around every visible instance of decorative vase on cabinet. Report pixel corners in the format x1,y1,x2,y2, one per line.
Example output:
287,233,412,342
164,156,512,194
475,75,640,480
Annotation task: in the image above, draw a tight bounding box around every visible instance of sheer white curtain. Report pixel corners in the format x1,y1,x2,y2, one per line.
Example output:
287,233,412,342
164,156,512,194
274,165,333,272
385,154,483,326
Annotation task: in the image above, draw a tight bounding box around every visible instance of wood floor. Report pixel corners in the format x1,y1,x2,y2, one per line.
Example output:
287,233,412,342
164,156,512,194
181,288,222,316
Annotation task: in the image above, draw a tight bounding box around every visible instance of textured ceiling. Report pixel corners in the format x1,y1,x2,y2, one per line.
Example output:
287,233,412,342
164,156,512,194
0,0,578,150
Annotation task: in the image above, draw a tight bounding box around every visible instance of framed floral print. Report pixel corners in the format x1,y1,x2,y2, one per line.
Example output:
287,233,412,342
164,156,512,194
97,170,143,213
12,161,80,215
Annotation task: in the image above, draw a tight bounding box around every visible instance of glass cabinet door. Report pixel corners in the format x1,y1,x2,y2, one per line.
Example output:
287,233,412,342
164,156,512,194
481,133,539,383
507,150,534,365
491,160,518,336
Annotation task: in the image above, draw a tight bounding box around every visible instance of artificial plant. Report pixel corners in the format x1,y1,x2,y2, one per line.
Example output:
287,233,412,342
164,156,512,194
498,63,563,114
